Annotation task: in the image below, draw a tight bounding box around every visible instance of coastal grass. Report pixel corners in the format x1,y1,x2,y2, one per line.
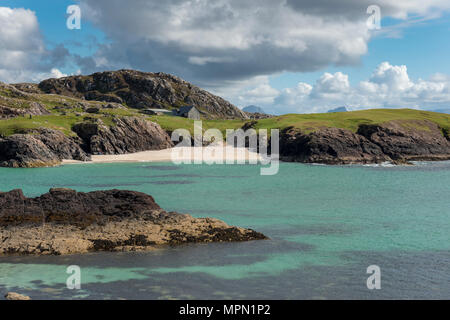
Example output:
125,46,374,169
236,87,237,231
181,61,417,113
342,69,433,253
148,109,450,136
1,104,449,138
253,109,450,134
0,114,81,136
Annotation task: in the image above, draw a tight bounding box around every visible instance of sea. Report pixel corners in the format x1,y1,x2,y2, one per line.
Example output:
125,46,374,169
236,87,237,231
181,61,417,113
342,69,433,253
0,161,449,299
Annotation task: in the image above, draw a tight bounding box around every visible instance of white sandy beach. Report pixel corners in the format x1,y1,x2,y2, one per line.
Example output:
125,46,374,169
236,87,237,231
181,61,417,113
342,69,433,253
62,143,261,165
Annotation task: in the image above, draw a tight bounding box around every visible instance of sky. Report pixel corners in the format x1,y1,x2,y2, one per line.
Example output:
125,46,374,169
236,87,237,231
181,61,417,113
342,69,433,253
1,0,450,114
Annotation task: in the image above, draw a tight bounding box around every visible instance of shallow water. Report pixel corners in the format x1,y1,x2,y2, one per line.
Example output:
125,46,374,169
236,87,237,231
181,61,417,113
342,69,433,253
0,161,449,299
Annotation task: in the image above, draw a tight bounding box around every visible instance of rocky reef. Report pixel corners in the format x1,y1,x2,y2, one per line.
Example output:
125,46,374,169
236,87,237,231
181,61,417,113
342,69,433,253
0,188,267,255
279,120,450,164
38,70,248,119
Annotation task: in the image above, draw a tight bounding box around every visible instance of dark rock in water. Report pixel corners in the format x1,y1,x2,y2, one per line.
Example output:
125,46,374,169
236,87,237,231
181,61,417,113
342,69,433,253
38,70,248,119
0,188,267,255
0,188,161,227
279,127,390,164
73,116,174,154
327,106,348,113
279,120,450,164
357,120,450,161
0,128,90,168
0,134,60,168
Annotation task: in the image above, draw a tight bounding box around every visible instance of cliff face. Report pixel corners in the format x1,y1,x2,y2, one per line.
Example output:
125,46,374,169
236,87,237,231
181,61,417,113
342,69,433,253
0,128,90,168
279,120,450,164
38,70,248,119
0,116,173,168
73,116,174,155
0,188,267,255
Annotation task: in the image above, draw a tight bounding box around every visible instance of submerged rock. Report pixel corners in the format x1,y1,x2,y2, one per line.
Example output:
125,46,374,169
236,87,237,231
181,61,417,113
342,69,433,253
0,188,267,255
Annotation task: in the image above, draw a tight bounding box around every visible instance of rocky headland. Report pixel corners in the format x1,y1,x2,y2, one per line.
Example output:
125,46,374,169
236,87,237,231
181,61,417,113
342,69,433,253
0,188,267,255
278,120,450,164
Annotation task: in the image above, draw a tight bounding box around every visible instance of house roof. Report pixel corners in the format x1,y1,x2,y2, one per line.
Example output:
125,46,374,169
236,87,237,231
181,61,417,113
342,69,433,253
178,106,197,114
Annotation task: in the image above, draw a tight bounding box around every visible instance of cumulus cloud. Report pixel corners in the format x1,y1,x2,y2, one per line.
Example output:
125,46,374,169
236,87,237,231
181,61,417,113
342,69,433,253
0,7,69,83
76,0,450,88
233,62,450,114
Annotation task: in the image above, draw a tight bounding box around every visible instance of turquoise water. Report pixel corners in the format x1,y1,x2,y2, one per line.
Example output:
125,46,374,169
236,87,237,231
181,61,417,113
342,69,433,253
0,161,449,299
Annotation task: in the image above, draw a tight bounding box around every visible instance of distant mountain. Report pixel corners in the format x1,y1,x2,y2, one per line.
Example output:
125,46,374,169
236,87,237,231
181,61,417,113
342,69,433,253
243,105,265,114
37,69,248,119
429,108,450,114
327,106,348,113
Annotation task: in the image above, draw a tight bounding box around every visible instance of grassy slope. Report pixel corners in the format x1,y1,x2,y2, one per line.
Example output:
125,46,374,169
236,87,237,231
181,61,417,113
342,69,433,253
254,109,450,133
148,109,450,136
1,83,449,138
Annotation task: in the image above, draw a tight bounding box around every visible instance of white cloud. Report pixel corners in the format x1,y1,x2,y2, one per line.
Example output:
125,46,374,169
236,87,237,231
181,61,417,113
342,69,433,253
228,62,450,114
0,7,68,83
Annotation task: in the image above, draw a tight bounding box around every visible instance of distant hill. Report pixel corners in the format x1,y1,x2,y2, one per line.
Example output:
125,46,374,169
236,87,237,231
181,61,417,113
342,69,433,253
327,106,348,113
37,70,248,119
243,105,265,114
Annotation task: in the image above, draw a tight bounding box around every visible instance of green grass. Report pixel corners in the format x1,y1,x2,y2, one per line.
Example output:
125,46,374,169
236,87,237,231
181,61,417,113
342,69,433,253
0,115,81,136
253,109,450,133
148,109,450,135
147,115,246,134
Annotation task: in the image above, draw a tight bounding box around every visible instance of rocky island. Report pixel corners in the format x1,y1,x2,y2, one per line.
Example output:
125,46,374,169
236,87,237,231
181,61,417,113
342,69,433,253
0,188,267,255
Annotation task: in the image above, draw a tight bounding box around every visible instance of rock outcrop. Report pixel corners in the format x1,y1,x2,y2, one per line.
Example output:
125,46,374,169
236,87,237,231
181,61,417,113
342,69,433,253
279,120,450,164
357,120,450,162
4,292,31,300
38,70,248,119
279,127,390,164
0,102,50,120
0,128,90,168
0,188,267,255
72,116,174,154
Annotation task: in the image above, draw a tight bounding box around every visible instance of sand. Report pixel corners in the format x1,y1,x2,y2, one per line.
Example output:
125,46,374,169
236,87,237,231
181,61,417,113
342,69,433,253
62,143,261,165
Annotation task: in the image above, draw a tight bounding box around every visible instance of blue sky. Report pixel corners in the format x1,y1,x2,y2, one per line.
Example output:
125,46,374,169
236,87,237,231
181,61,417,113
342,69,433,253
1,0,450,114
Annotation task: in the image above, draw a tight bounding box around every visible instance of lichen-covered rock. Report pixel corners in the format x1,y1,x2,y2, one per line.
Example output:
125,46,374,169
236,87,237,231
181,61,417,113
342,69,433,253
73,116,174,154
38,70,249,119
0,128,90,168
0,102,50,119
0,188,267,255
4,292,31,300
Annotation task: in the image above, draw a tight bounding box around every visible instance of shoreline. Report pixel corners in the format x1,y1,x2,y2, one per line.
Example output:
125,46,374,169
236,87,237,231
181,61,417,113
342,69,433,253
62,143,262,165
